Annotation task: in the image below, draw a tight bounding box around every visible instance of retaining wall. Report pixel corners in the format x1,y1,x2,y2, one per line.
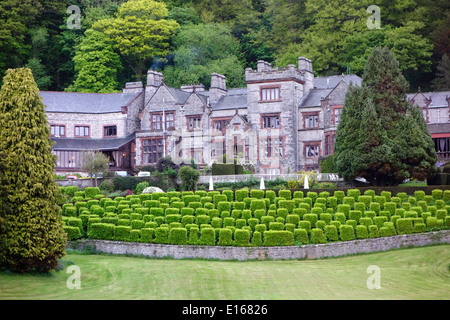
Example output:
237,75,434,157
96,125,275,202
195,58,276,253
70,230,450,261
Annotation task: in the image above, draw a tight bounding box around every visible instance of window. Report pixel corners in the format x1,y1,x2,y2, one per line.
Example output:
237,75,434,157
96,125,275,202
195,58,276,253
262,167,281,175
333,108,342,125
151,112,175,131
305,144,320,158
104,125,117,137
142,138,164,164
74,126,89,137
325,133,334,156
260,87,280,101
262,114,280,129
50,125,65,137
151,112,163,131
265,137,284,158
212,119,230,132
166,112,175,130
188,116,201,130
304,114,319,129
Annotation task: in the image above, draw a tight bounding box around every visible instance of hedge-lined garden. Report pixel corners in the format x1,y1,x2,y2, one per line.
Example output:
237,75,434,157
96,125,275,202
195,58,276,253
60,186,450,247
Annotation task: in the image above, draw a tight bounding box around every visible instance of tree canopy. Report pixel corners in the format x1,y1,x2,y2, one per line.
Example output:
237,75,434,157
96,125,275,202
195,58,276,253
334,47,438,186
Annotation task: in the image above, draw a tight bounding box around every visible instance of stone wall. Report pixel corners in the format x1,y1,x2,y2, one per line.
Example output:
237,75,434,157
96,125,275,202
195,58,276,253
70,230,450,261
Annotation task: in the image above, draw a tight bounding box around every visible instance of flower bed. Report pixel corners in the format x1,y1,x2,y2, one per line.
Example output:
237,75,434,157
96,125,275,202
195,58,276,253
61,188,450,247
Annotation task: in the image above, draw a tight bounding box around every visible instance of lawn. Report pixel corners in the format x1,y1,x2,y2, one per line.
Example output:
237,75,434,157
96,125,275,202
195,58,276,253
0,245,449,300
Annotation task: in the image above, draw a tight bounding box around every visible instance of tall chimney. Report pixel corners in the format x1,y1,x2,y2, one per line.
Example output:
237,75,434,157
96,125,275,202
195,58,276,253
210,73,227,102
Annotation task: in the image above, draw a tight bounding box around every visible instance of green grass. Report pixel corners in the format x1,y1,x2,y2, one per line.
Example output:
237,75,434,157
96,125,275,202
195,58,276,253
1,245,449,300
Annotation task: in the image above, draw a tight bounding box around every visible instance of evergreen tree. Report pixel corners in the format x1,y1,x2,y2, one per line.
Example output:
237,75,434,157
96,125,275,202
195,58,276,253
0,68,67,273
334,47,437,186
432,54,450,91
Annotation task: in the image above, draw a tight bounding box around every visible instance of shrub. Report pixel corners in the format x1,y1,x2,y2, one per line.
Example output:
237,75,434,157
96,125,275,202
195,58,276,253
261,216,275,229
359,217,373,227
235,189,249,202
218,228,233,246
279,189,291,200
250,199,266,212
131,220,145,230
303,213,318,228
269,222,284,231
168,228,188,245
342,197,355,208
294,228,309,244
179,166,200,191
298,221,311,232
265,190,276,203
199,228,215,246
374,216,388,229
155,227,169,244
414,223,426,233
369,202,380,214
234,229,250,246
217,201,231,214
88,223,114,240
64,226,82,240
368,225,379,238
287,214,300,226
255,224,267,234
196,215,211,226
251,231,262,247
349,210,362,223
293,191,304,199
339,225,355,241
334,212,346,224
324,225,339,241
65,206,78,217
263,231,294,246
310,228,327,244
355,225,368,239
358,195,372,209
84,187,101,199
347,189,360,201
326,196,337,209
181,207,195,216
396,218,414,235
130,229,141,242
236,219,247,229
277,208,289,219
114,225,132,241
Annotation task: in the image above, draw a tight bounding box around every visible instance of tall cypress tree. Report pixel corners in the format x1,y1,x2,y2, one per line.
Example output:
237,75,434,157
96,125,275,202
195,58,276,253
0,68,67,273
334,47,437,186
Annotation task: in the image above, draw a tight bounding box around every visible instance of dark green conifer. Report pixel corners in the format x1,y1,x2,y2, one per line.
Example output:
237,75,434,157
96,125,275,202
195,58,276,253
0,68,67,273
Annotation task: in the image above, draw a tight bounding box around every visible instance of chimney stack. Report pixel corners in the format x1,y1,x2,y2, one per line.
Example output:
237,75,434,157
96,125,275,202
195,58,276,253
210,73,227,102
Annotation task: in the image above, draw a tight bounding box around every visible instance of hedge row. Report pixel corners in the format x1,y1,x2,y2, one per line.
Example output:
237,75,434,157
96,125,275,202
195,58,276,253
61,188,450,246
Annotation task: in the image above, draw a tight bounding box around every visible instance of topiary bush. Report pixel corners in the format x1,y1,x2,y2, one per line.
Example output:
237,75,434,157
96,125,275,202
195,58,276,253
263,230,294,246
339,225,355,241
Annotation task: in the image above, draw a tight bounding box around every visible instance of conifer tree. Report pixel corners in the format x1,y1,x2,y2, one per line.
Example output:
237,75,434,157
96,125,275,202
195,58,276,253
0,68,67,273
334,47,437,186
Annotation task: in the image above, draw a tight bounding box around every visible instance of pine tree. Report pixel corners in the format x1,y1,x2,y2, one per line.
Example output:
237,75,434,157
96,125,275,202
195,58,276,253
0,68,67,273
334,47,437,186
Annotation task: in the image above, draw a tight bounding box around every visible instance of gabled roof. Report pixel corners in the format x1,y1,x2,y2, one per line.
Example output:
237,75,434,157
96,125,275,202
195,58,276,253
212,88,247,110
40,91,140,113
51,132,135,151
299,74,362,108
313,74,362,89
407,91,450,108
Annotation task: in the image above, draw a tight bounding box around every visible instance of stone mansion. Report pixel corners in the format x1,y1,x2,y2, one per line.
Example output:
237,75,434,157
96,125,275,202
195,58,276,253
41,57,450,175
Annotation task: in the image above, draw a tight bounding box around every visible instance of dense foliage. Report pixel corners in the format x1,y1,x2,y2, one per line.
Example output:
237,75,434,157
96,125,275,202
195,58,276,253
59,185,450,247
0,68,67,273
334,47,438,186
0,0,448,92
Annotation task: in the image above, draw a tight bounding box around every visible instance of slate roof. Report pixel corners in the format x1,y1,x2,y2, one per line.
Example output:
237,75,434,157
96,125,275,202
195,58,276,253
298,74,362,108
212,88,248,110
40,91,140,113
407,91,450,108
51,132,135,151
313,74,362,89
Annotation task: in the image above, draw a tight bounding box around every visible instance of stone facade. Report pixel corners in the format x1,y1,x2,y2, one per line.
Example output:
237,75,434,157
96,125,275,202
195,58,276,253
41,56,450,174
